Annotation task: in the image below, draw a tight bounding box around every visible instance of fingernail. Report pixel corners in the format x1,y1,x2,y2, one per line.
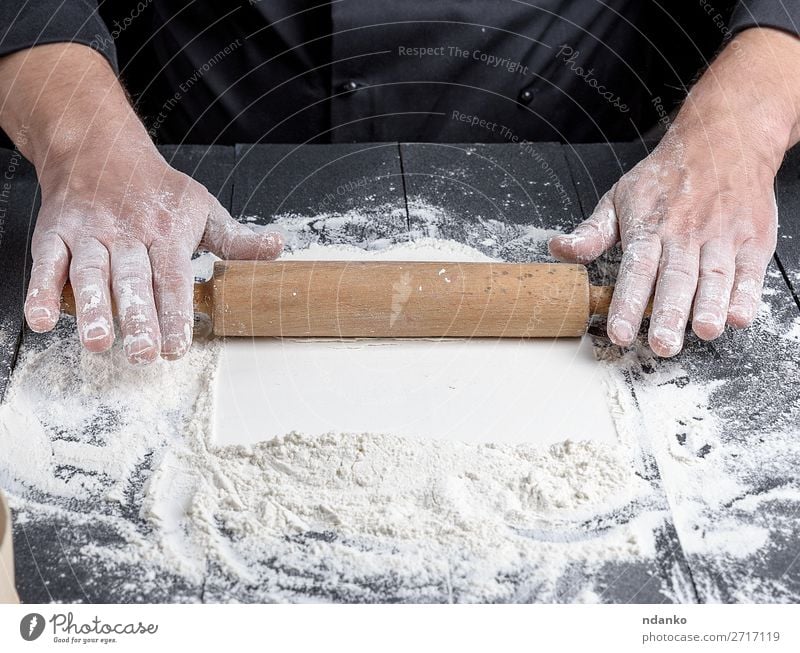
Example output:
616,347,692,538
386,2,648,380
610,317,634,344
694,312,722,328
729,303,756,324
124,333,158,365
27,306,53,331
162,333,190,359
84,318,110,342
652,327,681,353
262,231,283,254
552,234,575,247
548,235,573,258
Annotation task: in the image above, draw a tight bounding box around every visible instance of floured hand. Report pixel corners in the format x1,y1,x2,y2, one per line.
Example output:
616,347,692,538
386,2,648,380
550,28,800,357
24,145,282,364
0,44,281,365
550,131,777,357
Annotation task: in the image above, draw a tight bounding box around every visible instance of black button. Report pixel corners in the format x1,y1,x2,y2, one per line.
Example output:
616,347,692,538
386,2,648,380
339,80,359,93
518,88,534,104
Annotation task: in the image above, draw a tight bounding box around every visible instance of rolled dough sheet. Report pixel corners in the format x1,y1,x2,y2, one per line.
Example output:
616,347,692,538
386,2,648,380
213,335,618,447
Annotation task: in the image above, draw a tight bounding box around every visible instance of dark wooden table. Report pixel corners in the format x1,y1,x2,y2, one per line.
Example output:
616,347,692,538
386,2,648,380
1,142,798,603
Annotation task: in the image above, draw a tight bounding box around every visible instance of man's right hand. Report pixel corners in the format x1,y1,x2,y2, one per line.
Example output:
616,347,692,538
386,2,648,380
0,43,283,364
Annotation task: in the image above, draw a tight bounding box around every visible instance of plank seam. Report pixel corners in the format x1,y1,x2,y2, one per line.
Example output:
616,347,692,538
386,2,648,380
397,142,411,233
773,253,800,314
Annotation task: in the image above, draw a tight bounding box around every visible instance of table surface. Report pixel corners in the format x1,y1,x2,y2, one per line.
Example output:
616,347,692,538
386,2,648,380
1,142,798,603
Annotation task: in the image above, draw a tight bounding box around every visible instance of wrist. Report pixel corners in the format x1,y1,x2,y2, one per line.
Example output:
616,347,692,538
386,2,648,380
33,106,156,180
672,28,800,175
0,44,152,171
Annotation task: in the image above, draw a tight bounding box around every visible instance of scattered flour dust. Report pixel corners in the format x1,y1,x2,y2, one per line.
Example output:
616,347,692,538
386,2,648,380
0,204,781,603
0,322,656,603
595,263,800,603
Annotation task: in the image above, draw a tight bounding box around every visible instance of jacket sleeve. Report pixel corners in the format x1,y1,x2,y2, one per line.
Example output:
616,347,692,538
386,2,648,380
729,0,800,37
0,0,117,71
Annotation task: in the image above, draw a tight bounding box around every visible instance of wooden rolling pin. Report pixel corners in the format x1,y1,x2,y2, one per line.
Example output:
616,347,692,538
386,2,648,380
62,261,618,338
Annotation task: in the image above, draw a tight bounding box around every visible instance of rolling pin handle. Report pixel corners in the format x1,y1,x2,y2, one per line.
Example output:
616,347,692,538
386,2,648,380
193,278,215,338
589,285,614,316
589,284,653,318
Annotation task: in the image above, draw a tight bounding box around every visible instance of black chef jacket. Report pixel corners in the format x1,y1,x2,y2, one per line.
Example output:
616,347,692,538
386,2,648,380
0,1,798,145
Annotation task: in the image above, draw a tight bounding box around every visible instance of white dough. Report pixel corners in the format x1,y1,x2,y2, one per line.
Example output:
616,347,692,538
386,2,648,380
213,237,617,447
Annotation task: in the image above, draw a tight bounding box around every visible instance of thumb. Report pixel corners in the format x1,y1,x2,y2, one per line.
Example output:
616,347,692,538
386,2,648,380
201,198,283,260
549,191,619,263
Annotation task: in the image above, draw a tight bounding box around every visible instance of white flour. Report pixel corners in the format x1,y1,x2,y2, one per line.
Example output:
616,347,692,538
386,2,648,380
1,202,795,603
0,322,661,601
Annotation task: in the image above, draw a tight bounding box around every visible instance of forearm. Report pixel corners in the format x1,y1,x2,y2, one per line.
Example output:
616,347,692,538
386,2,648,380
0,43,149,170
671,27,800,173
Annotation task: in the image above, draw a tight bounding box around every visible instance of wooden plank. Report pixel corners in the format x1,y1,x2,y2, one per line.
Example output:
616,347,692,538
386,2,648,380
231,142,408,235
12,510,201,603
200,142,413,602
400,142,582,262
0,149,37,401
564,141,652,219
398,141,696,603
618,266,800,603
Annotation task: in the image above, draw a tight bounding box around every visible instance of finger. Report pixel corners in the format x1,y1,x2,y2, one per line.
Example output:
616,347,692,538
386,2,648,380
607,235,661,347
549,192,619,263
111,241,161,365
648,241,700,357
25,232,69,332
202,198,283,260
69,238,115,352
727,239,771,328
692,240,735,341
150,243,194,361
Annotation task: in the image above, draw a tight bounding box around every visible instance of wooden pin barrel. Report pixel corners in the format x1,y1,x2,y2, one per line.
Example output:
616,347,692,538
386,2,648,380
210,261,592,338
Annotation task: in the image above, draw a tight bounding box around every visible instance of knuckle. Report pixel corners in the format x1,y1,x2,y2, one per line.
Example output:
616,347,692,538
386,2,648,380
734,255,768,277
114,273,150,289
659,265,695,284
576,220,605,240
74,263,109,278
623,266,656,283
620,246,660,279
112,251,151,279
120,313,157,335
698,257,733,279
652,304,688,325
624,232,660,253
732,275,762,299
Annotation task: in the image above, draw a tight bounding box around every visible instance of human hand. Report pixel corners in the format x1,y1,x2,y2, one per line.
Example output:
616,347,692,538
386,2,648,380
549,133,777,356
25,144,282,364
549,28,799,357
0,43,282,364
